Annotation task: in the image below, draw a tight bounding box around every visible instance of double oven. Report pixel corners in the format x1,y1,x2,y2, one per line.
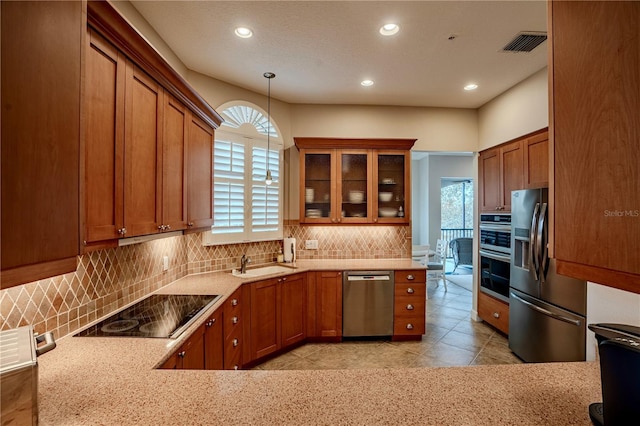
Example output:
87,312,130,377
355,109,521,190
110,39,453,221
479,213,511,302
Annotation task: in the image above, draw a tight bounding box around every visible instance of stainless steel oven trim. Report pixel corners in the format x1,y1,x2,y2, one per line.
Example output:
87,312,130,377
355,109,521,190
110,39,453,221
479,249,511,262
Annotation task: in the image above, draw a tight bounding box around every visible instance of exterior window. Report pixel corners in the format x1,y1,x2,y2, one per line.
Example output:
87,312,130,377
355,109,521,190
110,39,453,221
203,104,282,245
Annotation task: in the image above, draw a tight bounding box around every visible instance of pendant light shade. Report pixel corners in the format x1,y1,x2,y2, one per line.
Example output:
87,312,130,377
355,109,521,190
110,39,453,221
264,72,275,185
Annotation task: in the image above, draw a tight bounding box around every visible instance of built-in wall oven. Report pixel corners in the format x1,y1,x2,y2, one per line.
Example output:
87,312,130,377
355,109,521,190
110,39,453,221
479,214,511,302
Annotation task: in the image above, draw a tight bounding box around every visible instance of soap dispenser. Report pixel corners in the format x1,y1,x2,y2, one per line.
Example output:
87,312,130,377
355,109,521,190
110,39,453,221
277,247,284,263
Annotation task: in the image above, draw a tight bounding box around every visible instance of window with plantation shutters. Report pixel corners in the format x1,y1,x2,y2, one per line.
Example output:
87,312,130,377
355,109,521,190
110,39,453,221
203,103,283,245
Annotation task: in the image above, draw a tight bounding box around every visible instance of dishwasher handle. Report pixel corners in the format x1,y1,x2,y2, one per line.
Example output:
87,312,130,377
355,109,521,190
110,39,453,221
346,275,391,281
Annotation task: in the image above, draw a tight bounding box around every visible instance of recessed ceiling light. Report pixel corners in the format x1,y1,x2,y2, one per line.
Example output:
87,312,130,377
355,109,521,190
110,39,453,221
361,80,374,87
379,23,399,36
464,83,478,91
234,27,253,38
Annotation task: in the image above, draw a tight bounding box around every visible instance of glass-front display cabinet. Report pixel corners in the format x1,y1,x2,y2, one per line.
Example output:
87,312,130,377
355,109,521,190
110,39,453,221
373,151,411,224
295,138,415,225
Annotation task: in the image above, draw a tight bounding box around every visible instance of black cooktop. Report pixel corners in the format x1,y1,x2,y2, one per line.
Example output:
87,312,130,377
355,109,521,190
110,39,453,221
75,294,221,339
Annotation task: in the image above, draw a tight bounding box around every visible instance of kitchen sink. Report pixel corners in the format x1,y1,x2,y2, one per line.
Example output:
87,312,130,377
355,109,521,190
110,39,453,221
231,265,295,278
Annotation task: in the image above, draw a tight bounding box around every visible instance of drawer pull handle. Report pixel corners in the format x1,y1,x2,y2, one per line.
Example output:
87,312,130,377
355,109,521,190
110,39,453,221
406,324,414,330
231,299,238,306
406,304,414,311
234,365,239,370
233,338,239,347
493,312,500,318
178,351,186,358
232,316,239,324
406,287,414,294
407,274,415,280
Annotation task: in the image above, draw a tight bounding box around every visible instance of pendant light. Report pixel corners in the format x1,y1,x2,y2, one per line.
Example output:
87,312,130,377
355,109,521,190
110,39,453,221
264,72,275,185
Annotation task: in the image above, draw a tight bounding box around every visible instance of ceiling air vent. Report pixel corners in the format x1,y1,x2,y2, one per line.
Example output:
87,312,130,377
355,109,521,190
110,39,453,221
502,32,547,52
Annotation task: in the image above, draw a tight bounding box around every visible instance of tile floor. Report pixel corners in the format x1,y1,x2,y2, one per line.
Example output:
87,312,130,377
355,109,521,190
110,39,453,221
252,276,523,370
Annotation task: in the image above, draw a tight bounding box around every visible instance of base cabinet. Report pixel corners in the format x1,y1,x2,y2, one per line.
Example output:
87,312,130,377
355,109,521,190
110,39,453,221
393,270,426,338
247,273,307,364
162,324,206,370
307,271,343,339
203,310,223,370
477,291,509,335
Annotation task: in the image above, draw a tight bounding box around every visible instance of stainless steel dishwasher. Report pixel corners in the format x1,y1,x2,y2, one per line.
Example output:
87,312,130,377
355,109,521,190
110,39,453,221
342,271,394,337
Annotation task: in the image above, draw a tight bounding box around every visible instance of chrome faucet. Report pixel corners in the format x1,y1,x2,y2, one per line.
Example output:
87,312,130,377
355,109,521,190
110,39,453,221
240,254,251,274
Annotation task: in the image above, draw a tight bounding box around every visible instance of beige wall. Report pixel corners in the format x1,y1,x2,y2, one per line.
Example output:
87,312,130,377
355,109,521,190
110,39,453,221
478,67,549,150
290,104,478,152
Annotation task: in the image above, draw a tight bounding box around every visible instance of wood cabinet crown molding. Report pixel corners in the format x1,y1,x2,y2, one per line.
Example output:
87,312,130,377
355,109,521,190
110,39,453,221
294,137,417,150
87,0,222,130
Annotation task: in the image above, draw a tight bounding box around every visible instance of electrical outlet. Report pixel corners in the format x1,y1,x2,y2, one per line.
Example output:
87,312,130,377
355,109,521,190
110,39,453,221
305,239,319,250
162,255,169,271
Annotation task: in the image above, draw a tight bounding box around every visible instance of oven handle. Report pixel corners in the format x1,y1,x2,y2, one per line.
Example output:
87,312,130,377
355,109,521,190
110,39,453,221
479,249,511,263
479,224,512,232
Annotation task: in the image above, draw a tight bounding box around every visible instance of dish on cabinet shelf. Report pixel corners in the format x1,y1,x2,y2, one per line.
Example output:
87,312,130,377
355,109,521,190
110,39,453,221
378,207,398,217
348,190,364,203
306,209,322,218
379,192,393,202
381,178,396,184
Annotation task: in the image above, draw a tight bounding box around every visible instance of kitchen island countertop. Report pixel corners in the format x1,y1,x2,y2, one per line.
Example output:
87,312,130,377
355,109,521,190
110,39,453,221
38,259,602,425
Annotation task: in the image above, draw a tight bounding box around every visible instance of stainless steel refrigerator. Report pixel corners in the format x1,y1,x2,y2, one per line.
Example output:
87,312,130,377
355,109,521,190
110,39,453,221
509,188,587,362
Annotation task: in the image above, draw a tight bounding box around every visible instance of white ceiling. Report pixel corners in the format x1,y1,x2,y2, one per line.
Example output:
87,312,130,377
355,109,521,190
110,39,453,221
130,0,548,109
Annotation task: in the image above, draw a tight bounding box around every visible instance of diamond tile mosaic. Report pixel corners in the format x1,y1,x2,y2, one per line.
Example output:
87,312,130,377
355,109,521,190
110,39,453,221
285,224,411,260
1,224,410,339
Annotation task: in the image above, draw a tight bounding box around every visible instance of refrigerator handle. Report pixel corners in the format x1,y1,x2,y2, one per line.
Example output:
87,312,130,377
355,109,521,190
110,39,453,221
529,202,540,280
538,202,549,282
510,291,582,327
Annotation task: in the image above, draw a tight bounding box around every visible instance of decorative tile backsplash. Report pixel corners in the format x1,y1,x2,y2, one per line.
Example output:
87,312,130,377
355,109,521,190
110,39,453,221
0,224,410,339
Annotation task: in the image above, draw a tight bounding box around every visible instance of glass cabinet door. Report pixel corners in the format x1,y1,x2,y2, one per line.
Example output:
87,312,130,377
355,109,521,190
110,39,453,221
375,151,409,223
338,151,371,223
301,149,335,222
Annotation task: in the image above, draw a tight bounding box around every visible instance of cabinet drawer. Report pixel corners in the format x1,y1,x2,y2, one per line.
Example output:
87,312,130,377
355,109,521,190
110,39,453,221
224,329,242,370
477,291,509,335
395,270,426,284
394,283,426,298
394,296,425,317
224,289,242,339
393,317,425,335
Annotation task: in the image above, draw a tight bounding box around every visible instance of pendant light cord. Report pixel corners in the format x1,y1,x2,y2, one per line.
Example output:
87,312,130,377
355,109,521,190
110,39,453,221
264,72,275,185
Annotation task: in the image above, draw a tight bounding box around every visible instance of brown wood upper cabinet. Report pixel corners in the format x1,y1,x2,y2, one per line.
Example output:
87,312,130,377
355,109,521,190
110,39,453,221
479,140,523,213
1,1,83,289
83,30,215,249
84,29,173,247
186,115,215,231
295,138,415,224
479,129,548,213
549,1,640,293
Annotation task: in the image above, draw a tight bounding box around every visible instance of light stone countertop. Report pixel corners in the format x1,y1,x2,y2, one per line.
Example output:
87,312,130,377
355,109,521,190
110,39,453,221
37,259,602,425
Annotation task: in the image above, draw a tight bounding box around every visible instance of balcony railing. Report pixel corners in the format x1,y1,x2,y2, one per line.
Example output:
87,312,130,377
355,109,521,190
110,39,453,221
440,228,473,257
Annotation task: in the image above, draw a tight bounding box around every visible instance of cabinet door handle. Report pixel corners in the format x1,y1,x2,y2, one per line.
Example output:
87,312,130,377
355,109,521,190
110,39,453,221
231,299,238,306
232,316,238,324
187,222,194,227
233,365,239,370
493,312,500,318
406,324,414,330
232,338,239,347
406,274,415,280
178,351,186,358
158,225,165,231
406,304,414,311
406,287,415,294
